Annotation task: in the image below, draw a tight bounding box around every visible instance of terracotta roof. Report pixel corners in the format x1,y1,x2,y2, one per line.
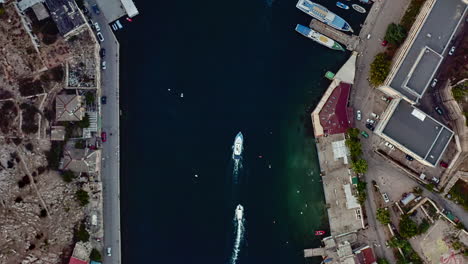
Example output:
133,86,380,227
69,257,88,264
56,94,83,121
318,82,353,135
355,247,376,264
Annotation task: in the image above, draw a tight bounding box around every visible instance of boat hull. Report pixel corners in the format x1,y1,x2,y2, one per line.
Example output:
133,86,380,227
352,4,366,13
295,24,344,51
296,0,353,32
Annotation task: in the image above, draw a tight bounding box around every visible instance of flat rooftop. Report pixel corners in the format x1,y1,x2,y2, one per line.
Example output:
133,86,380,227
316,134,363,235
382,99,453,166
44,0,85,36
389,0,467,102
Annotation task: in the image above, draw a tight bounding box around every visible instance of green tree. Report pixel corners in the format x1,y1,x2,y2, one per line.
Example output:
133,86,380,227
75,223,89,242
376,208,391,225
352,159,368,174
346,128,360,140
369,53,391,87
377,258,390,264
76,189,89,206
90,248,102,262
74,139,86,149
77,114,90,128
418,219,430,234
384,23,407,46
85,92,95,105
346,140,362,161
399,215,419,238
61,170,76,183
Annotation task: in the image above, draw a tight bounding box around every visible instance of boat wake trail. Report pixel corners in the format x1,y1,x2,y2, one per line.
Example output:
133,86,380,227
229,205,245,264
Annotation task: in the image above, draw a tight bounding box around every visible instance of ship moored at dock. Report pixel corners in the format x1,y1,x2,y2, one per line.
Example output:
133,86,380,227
295,24,344,51
296,0,353,32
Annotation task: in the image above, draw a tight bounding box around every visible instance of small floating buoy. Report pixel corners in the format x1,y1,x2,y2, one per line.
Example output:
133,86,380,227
268,164,271,169
258,155,263,158
194,174,198,178
168,88,171,91
180,93,184,98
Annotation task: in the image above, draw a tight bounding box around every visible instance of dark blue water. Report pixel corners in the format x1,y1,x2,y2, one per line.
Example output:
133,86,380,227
119,0,368,263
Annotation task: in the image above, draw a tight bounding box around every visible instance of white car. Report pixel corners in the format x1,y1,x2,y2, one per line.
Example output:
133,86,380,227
431,78,438,87
106,247,112,256
101,61,106,70
356,110,362,121
448,46,455,56
97,32,104,42
366,119,375,125
94,22,101,32
371,113,380,119
384,142,395,150
382,193,390,203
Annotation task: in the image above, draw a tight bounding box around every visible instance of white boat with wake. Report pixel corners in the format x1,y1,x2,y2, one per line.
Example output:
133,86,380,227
235,205,244,221
232,132,243,160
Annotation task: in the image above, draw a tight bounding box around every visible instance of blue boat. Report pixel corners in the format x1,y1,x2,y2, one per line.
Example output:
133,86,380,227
336,2,349,9
295,24,344,51
359,0,370,4
296,0,353,32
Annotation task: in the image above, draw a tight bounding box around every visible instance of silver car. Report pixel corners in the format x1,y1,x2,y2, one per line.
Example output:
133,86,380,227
356,110,362,121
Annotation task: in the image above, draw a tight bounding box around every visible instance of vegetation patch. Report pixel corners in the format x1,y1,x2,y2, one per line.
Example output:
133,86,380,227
384,23,407,46
45,141,65,169
449,179,468,210
400,0,427,31
76,189,89,206
451,82,468,102
376,208,391,225
75,222,89,242
18,78,44,97
388,236,423,264
20,103,39,134
369,53,391,87
0,101,18,134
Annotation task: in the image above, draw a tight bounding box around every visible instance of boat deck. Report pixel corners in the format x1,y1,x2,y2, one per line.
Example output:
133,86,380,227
309,19,360,51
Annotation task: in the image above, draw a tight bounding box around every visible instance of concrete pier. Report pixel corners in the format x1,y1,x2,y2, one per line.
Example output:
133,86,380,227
309,19,360,51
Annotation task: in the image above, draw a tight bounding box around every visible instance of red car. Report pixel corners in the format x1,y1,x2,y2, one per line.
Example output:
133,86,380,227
381,40,388,46
440,161,448,168
101,132,107,142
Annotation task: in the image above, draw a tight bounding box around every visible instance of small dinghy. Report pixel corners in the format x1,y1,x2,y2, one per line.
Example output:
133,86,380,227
352,4,366,13
336,2,349,9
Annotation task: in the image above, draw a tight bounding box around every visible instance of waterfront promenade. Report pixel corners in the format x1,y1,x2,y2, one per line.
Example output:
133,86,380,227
84,0,136,262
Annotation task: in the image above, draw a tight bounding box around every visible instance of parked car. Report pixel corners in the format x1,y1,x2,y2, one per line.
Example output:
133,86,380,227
381,40,388,46
448,46,455,56
106,247,111,256
366,34,371,39
432,177,440,184
440,161,448,168
100,48,106,58
384,142,395,150
371,112,380,119
82,7,89,14
94,22,101,31
92,4,100,15
431,78,438,87
101,132,107,142
405,154,414,161
365,123,375,131
101,96,107,104
97,32,104,42
361,131,369,138
366,119,375,125
434,106,444,115
382,193,390,203
356,110,362,121
101,61,106,70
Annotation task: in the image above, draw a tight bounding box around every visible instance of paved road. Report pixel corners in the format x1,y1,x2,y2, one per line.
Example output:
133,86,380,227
85,1,122,263
349,0,412,261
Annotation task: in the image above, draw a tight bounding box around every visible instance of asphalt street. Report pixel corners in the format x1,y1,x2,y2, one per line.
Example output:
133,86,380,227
84,1,122,263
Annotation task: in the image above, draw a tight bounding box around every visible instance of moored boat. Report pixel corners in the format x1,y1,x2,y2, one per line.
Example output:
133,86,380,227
295,24,345,51
352,4,366,13
296,0,353,32
232,132,243,160
336,2,349,9
359,0,370,4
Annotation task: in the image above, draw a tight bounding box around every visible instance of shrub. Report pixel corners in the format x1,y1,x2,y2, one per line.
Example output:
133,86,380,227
400,0,427,31
90,248,102,262
75,223,89,242
20,103,39,134
377,258,390,264
376,208,391,225
384,23,407,46
61,170,76,183
369,53,391,86
45,141,64,169
399,215,419,238
452,85,468,101
352,159,368,174
75,140,86,149
76,189,89,206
